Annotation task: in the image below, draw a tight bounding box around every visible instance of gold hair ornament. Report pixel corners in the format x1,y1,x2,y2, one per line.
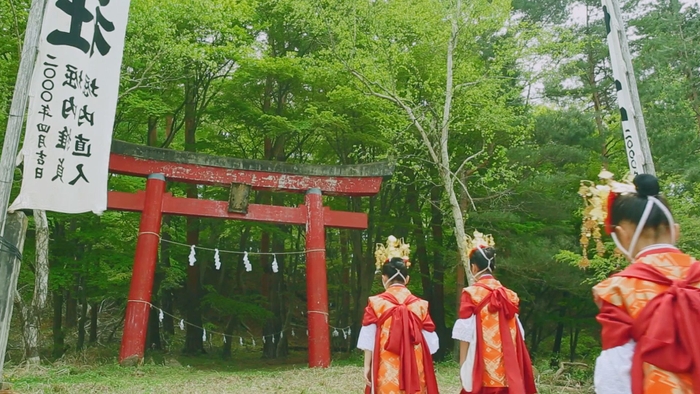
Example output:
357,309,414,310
374,235,411,272
578,170,635,267
462,230,495,265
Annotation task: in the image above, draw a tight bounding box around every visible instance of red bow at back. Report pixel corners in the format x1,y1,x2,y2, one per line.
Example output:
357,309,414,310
377,293,424,393
474,283,535,394
613,262,700,394
485,286,519,318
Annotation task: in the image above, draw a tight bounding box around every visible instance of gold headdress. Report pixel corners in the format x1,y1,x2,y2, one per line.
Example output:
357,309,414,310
578,170,635,267
375,235,411,271
463,230,495,261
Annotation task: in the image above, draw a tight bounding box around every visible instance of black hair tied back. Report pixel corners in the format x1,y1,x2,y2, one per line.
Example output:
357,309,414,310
634,174,660,198
470,247,496,272
611,174,671,230
382,257,408,284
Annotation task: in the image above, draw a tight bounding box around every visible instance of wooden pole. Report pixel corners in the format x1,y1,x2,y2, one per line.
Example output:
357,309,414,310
603,0,656,175
0,0,48,235
0,212,29,385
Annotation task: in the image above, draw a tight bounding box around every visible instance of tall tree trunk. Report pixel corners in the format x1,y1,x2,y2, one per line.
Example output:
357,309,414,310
65,289,77,329
147,116,158,147
429,187,449,361
183,81,204,355
339,229,351,329
76,278,88,351
550,302,567,367
17,210,50,364
52,291,65,359
263,233,288,359
406,175,432,301
569,325,580,362
585,4,609,165
147,306,162,351
353,195,376,340
161,216,174,335
65,220,79,329
222,317,236,359
89,301,98,345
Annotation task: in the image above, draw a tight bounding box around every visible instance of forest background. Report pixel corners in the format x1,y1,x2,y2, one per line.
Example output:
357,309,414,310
1,0,700,383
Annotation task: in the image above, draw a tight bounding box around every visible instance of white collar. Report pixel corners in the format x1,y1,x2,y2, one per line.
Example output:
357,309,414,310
634,243,679,259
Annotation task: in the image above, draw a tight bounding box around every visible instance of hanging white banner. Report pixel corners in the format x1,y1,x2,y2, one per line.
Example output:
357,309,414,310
601,0,645,176
9,0,131,214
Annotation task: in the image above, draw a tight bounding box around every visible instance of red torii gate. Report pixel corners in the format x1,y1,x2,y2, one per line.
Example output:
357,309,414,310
107,141,393,368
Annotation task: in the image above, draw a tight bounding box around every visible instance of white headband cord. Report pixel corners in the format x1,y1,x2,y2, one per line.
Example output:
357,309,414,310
611,196,676,259
387,268,406,283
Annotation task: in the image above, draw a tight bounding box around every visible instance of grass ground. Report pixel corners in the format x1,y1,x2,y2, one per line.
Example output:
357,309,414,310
2,351,594,394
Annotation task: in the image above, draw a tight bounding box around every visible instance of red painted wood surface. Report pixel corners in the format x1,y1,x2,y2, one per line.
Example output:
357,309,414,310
119,175,165,365
305,189,330,368
109,154,384,196
107,191,367,229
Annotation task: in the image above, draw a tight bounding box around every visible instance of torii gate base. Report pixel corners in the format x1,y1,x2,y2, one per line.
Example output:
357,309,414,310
109,141,392,368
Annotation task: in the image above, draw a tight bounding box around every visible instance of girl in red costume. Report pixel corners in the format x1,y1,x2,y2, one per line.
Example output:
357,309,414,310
452,231,537,394
357,236,439,394
589,173,700,393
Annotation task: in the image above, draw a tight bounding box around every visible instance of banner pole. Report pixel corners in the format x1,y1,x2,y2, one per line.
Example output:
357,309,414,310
0,0,48,235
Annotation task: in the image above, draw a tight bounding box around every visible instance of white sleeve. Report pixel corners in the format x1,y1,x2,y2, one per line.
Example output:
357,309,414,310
515,314,525,340
422,330,439,354
451,316,476,343
594,340,635,394
357,324,376,352
453,317,477,392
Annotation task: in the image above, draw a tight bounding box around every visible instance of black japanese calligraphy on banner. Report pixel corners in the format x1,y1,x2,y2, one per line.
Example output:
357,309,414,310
601,0,645,175
9,0,131,214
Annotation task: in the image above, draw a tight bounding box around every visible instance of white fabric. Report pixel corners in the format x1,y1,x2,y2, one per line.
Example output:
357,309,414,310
423,330,439,355
516,314,525,340
357,324,439,355
452,317,477,391
594,340,635,394
452,316,476,343
9,0,132,214
357,324,376,352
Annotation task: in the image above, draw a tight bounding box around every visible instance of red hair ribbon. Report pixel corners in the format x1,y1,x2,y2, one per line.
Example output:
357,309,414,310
605,191,617,235
469,246,486,258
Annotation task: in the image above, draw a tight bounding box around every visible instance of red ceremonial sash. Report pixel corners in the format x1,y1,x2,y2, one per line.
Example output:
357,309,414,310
605,261,700,394
460,283,537,394
363,292,439,394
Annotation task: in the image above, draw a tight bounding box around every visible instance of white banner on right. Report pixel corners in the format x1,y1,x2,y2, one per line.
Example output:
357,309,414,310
601,0,646,176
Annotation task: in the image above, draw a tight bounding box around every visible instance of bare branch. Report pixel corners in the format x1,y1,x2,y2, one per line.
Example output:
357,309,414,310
454,147,485,179
454,174,477,211
350,70,441,165
118,47,165,100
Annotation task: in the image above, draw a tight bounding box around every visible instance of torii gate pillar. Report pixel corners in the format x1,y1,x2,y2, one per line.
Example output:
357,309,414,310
305,188,330,367
119,173,165,366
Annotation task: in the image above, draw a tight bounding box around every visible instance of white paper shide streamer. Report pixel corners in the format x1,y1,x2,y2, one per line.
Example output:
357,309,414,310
189,245,196,266
243,251,252,272
214,248,221,270
179,320,185,331
271,255,279,273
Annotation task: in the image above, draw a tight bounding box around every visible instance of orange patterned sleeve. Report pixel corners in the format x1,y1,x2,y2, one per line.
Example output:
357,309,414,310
592,277,627,309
